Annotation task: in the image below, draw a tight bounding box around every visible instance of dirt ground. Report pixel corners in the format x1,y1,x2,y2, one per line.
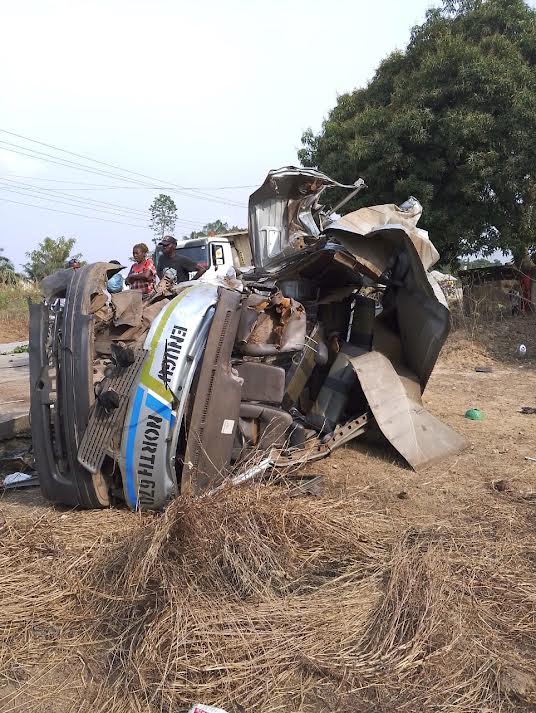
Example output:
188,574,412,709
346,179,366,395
1,315,535,712
0,319,28,342
309,329,536,514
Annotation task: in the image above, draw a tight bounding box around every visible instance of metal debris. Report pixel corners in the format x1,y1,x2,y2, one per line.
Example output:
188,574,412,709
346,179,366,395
29,166,467,511
1,472,39,490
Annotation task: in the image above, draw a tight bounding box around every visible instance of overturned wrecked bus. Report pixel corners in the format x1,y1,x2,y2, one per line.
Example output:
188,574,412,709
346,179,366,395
29,167,466,510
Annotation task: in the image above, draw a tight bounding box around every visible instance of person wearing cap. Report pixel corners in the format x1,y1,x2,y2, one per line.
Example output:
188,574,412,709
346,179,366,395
156,236,207,282
65,257,81,270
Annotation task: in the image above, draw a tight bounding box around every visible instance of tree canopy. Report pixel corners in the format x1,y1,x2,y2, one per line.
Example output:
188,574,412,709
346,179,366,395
24,237,82,281
149,194,178,243
459,256,502,268
299,0,536,267
188,219,242,240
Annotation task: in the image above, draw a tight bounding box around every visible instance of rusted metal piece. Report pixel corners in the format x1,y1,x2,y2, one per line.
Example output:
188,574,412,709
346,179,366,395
272,413,369,468
182,288,243,496
348,351,467,470
237,291,306,356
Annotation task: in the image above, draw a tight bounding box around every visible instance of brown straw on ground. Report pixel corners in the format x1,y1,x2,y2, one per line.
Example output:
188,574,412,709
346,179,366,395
1,484,535,712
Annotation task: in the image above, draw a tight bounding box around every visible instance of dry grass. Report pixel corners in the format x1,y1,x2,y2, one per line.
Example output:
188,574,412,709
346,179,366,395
1,484,535,713
0,284,39,342
448,306,536,366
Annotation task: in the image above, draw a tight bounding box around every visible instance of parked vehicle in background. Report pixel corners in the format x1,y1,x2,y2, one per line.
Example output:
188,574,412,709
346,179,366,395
153,232,251,281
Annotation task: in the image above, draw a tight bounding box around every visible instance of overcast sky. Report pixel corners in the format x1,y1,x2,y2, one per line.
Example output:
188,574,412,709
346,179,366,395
1,0,451,270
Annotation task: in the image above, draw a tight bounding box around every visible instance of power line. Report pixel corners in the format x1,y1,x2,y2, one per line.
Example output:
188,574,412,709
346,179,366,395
0,174,258,191
0,140,152,185
0,129,248,207
0,140,246,210
0,195,149,228
0,178,210,228
0,179,148,218
0,128,218,193
0,140,246,209
0,186,147,224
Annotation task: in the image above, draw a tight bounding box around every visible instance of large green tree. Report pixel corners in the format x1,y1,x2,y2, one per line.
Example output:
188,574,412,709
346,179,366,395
149,194,178,243
299,0,536,266
188,219,242,240
24,237,82,281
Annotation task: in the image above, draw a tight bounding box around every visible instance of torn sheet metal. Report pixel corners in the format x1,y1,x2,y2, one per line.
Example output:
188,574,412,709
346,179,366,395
271,413,370,468
326,225,450,389
111,291,143,327
349,351,467,470
237,291,306,355
248,166,362,269
427,271,449,308
182,288,243,497
327,199,440,271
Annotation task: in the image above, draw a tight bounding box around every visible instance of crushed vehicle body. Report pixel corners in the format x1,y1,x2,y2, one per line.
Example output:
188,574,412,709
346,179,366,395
29,166,467,510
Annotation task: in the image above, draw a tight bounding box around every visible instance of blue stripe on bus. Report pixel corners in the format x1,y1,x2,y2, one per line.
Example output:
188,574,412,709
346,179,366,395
125,385,145,509
145,392,176,424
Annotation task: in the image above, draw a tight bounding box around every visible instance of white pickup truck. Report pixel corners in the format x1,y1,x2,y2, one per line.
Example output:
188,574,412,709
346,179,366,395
155,231,252,278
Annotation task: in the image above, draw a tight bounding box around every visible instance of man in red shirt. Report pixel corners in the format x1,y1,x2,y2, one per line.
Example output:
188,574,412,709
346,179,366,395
125,243,157,297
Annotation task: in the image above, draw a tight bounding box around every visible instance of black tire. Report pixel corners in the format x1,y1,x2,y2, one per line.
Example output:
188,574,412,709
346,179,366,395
29,264,110,508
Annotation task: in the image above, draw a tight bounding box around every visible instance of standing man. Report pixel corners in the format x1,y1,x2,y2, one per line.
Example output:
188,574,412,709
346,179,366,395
156,236,207,282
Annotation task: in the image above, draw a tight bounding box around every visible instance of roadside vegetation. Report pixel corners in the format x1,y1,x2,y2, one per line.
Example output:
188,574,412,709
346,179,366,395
0,237,82,342
300,0,536,268
0,282,39,342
